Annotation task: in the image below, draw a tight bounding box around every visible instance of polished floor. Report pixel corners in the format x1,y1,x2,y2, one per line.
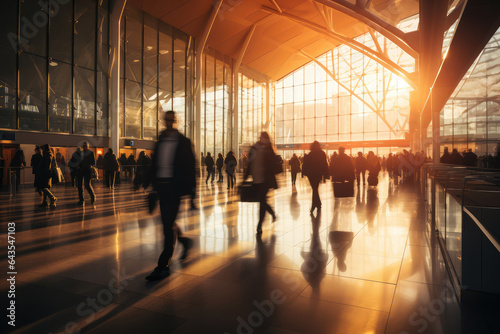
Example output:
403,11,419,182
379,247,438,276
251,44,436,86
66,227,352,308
0,172,492,333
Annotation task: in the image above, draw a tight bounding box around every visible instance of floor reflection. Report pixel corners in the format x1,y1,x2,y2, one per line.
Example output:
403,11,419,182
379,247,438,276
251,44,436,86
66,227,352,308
0,172,475,334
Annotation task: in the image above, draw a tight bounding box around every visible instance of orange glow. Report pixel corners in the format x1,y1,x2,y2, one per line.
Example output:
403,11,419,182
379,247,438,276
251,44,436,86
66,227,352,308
97,149,103,155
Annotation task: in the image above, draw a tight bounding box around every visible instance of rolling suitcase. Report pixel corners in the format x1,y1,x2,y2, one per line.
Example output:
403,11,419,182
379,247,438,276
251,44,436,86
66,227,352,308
333,180,354,197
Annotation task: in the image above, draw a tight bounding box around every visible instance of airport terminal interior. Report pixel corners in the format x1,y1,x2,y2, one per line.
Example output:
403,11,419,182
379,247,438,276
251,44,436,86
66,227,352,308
1,0,500,333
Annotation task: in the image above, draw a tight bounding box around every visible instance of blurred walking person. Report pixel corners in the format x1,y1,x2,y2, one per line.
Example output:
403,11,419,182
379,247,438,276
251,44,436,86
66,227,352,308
355,152,367,186
11,149,26,190
77,142,96,205
225,151,237,189
367,151,381,186
39,144,57,208
289,153,301,186
31,146,43,195
330,147,355,197
68,147,82,187
205,152,215,184
302,141,329,214
146,111,194,281
216,153,224,183
244,132,279,234
103,148,119,189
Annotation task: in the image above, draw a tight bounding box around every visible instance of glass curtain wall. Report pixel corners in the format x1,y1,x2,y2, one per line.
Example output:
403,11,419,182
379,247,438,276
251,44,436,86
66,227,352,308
437,27,500,159
200,49,232,156
274,17,417,158
240,74,266,147
120,5,194,140
0,0,110,135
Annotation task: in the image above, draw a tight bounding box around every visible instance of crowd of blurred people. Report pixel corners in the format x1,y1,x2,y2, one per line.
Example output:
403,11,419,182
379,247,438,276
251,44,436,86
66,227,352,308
440,146,500,169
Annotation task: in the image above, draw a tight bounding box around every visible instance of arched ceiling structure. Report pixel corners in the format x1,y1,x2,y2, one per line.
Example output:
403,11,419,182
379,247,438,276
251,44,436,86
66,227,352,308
127,0,425,81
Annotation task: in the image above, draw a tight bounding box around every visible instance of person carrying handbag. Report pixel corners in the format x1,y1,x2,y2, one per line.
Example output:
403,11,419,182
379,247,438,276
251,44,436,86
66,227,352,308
243,132,279,234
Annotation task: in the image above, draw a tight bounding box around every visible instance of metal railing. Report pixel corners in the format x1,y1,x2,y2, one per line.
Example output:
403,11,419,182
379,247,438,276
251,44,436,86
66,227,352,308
422,163,500,297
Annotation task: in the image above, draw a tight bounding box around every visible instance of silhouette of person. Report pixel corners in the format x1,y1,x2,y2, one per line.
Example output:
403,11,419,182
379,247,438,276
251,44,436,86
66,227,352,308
330,146,355,197
77,142,96,205
205,152,215,184
244,132,279,234
367,151,381,186
440,147,451,164
146,110,194,281
355,151,367,186
68,147,82,187
103,148,118,189
39,144,57,208
216,153,224,183
302,141,329,214
289,153,301,186
11,149,26,189
463,149,478,167
31,146,43,196
450,148,464,165
224,151,237,189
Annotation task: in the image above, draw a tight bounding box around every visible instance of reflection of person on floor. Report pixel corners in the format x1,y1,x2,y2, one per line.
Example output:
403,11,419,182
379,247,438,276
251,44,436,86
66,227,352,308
290,191,300,221
329,199,354,272
301,211,327,297
146,110,194,281
366,188,380,235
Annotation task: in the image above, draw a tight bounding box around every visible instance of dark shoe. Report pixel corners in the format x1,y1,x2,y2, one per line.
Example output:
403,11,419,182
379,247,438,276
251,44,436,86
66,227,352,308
39,202,48,208
50,198,57,208
145,267,170,281
179,237,193,260
272,215,277,223
77,200,84,206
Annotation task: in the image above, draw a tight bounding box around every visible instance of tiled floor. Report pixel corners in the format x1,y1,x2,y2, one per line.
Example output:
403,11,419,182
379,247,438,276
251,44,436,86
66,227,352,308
0,172,490,333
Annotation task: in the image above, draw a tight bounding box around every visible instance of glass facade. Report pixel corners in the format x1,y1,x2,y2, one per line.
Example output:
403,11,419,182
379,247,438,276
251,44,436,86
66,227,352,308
120,6,194,141
240,74,267,148
437,27,500,157
273,17,417,159
0,0,110,135
200,49,233,156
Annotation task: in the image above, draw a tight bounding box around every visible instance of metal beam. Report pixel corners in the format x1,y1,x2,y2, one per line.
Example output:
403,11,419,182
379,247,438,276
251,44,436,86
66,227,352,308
368,28,384,55
262,6,417,89
301,50,398,136
420,0,500,158
195,0,224,95
312,1,334,31
235,26,257,73
109,0,127,155
233,25,256,154
269,0,282,13
314,0,418,57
